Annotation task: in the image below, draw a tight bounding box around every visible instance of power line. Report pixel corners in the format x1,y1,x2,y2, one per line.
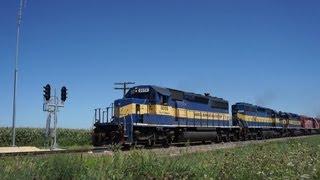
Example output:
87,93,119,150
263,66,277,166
114,82,135,97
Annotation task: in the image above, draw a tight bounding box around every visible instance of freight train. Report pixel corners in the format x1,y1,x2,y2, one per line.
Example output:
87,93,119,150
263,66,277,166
92,85,320,146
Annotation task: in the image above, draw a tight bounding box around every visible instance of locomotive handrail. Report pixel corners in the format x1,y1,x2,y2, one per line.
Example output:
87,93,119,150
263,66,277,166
94,108,101,123
94,103,114,124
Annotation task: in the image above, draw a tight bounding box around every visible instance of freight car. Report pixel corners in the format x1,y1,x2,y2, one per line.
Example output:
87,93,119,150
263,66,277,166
92,85,320,146
300,116,320,134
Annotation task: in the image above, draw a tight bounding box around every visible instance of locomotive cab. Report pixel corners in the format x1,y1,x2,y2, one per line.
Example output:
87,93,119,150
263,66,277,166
113,86,156,121
113,86,173,123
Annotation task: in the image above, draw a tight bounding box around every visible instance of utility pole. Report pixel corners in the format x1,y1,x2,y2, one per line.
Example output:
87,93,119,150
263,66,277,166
11,0,25,147
114,82,135,97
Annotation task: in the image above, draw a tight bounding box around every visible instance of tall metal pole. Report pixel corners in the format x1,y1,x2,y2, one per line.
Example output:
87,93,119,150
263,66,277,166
12,0,24,147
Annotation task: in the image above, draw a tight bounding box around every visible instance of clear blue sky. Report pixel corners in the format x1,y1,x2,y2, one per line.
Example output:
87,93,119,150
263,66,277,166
1,0,319,128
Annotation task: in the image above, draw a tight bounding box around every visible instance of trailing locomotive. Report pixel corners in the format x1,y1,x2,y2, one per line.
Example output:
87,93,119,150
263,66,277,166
92,85,320,146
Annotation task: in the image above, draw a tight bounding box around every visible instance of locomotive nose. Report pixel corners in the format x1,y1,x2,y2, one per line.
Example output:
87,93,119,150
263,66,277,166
114,98,137,119
114,98,133,108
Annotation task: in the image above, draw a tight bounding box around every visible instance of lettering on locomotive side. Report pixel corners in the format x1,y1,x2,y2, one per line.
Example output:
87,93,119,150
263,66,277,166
289,119,301,126
194,112,201,117
216,113,223,120
161,106,169,110
178,109,187,118
136,88,149,93
156,105,173,116
201,112,208,119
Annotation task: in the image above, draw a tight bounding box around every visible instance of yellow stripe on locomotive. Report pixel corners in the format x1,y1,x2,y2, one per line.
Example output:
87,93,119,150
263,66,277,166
116,103,229,121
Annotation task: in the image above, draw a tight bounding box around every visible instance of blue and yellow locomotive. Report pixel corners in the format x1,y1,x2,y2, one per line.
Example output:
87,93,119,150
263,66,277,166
232,103,303,138
93,85,231,146
92,85,319,146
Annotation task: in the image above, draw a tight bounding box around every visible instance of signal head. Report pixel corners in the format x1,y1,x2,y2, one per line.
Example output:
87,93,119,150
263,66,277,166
61,86,68,102
43,84,51,101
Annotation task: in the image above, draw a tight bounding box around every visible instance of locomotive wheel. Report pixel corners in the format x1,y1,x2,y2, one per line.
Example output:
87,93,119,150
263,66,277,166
92,137,102,147
122,144,132,150
231,135,238,142
249,134,256,140
162,138,170,148
215,135,222,143
241,135,248,141
92,133,104,146
258,131,265,140
223,135,231,142
145,138,155,147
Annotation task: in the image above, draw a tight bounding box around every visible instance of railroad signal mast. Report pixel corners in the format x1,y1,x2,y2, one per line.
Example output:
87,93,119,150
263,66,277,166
43,84,68,150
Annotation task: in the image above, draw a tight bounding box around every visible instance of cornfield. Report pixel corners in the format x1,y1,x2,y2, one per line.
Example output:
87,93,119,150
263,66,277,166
0,127,91,147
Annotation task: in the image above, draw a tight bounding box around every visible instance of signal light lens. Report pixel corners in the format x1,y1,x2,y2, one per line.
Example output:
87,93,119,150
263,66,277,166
43,84,51,101
61,86,67,102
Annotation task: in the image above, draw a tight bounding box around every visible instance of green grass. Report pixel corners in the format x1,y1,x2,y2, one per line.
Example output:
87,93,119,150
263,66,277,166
0,127,91,147
1,135,320,179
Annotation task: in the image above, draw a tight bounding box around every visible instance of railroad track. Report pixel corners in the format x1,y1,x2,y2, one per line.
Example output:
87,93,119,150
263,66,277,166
148,135,320,157
1,134,318,157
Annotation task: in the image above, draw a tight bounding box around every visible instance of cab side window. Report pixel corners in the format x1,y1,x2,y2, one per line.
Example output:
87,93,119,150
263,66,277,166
160,95,169,105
